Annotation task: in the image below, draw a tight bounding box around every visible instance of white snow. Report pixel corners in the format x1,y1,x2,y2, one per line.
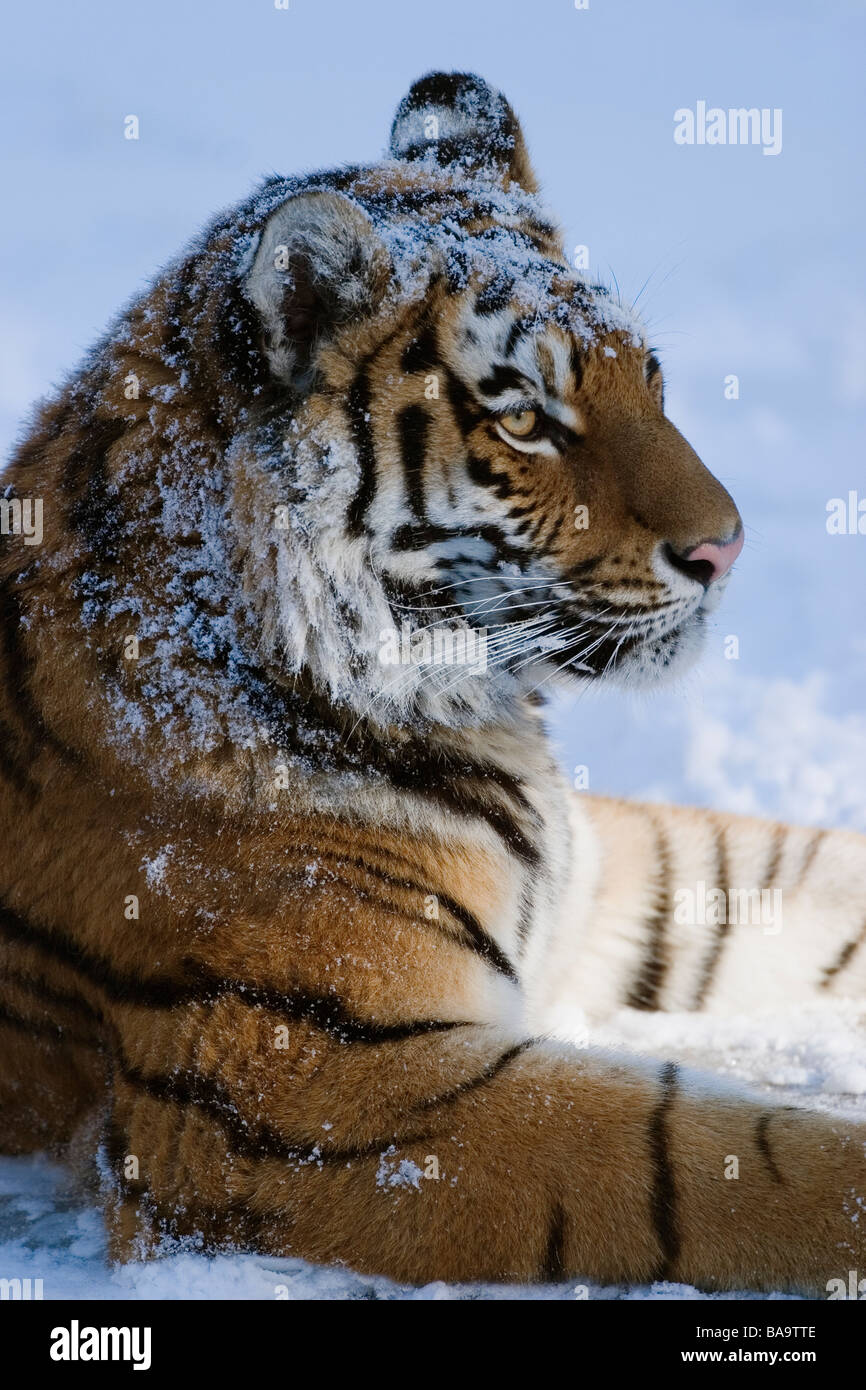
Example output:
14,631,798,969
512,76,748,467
375,1149,424,1191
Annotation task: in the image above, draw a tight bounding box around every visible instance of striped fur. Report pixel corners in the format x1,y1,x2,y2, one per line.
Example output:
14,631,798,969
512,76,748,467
0,72,864,1291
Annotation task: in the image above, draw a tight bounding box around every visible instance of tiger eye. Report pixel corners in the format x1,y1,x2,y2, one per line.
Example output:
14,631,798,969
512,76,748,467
499,409,537,438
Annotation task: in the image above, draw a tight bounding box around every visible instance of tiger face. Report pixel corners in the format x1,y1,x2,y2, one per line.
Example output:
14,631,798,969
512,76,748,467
239,73,743,727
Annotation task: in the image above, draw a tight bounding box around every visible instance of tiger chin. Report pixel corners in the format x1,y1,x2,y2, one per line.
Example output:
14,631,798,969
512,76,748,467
1,71,864,1294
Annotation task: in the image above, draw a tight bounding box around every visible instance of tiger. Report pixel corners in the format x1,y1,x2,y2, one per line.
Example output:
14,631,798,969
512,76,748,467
1,70,864,1295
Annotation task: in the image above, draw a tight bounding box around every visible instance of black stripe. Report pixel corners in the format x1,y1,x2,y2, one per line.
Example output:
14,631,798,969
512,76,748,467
545,417,584,453
270,838,518,982
442,365,482,436
474,275,515,317
692,822,786,1012
755,1113,784,1185
645,352,662,379
504,316,532,358
568,342,584,390
0,574,83,772
691,820,732,1011
417,779,540,869
434,902,518,977
761,825,785,889
357,735,541,870
210,280,269,394
511,514,542,543
0,713,37,798
539,1201,567,1281
0,999,102,1052
346,853,518,980
648,1061,681,1278
401,325,438,375
515,881,536,953
0,899,203,1011
62,415,128,561
820,915,866,989
477,364,530,399
1,968,107,1028
390,519,464,551
562,555,603,582
344,304,432,537
535,512,565,555
396,403,430,522
327,871,517,983
522,215,558,241
345,369,377,537
415,1039,534,1111
796,828,827,887
390,516,531,571
0,899,470,1043
60,410,125,497
377,572,444,614
163,643,543,875
117,1058,425,1166
118,1041,533,1168
102,1113,131,1183
0,577,42,733
626,822,673,1011
467,451,515,501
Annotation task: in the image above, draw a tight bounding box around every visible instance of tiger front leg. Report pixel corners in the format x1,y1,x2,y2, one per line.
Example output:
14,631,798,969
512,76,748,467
103,1017,866,1292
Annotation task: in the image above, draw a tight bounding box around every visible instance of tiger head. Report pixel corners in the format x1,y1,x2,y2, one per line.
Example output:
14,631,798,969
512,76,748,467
44,72,742,761
234,72,742,729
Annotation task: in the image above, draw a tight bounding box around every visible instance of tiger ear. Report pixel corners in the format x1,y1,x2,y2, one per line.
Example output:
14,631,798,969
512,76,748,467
389,71,539,194
246,191,391,383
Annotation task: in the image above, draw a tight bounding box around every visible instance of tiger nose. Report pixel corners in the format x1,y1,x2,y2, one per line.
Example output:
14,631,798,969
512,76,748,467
665,529,744,587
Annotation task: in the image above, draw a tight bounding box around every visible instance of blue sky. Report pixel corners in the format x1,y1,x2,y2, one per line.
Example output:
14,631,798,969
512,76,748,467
2,0,865,819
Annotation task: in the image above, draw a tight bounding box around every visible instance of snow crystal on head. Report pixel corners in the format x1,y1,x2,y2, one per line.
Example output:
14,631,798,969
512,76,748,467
389,71,522,179
360,170,646,351
141,846,174,889
234,152,646,358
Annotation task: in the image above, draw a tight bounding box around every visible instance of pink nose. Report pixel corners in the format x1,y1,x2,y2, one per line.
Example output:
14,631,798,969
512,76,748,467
683,530,744,584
